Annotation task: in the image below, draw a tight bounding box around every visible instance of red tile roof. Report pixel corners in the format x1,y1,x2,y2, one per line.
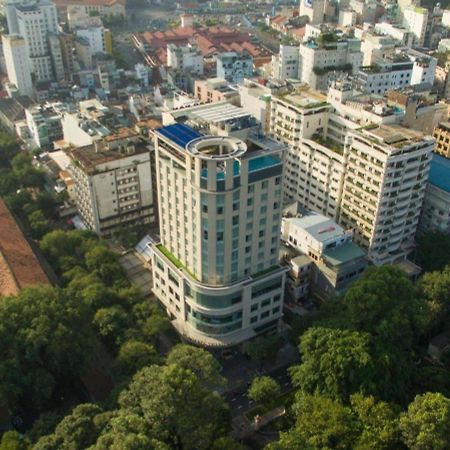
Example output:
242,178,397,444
136,25,272,65
0,198,49,296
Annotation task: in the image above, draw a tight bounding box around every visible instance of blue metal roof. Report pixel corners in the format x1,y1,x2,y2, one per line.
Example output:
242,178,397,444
429,153,450,193
156,123,202,148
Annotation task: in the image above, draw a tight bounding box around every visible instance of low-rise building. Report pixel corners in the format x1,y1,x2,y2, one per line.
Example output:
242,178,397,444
167,43,203,75
281,211,367,298
420,153,450,234
374,22,414,47
194,78,239,104
25,102,69,149
67,128,156,236
65,0,125,19
216,51,253,84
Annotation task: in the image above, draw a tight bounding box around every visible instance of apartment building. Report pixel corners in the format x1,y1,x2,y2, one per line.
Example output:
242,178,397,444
61,99,119,146
298,37,363,91
25,102,68,149
374,22,414,47
299,0,325,24
66,0,125,19
151,122,287,346
271,45,299,82
420,153,450,234
15,0,60,82
67,128,155,236
2,34,33,97
216,52,253,84
167,43,204,75
194,78,239,104
270,88,347,220
355,56,413,95
339,125,434,264
75,25,112,55
270,82,434,264
239,79,273,134
360,33,398,66
403,6,428,47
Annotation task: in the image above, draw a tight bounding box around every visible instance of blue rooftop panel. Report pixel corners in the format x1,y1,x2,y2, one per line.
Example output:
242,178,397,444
429,153,450,193
157,123,202,148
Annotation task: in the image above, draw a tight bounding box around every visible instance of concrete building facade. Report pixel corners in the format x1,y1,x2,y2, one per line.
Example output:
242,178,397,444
151,123,287,346
68,129,155,236
2,34,33,97
216,52,253,84
339,125,434,264
420,154,450,234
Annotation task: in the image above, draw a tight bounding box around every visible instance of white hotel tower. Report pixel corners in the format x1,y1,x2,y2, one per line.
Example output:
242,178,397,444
151,123,287,346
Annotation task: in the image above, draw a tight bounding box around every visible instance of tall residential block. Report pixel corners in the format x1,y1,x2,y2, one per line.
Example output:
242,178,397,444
402,6,428,47
15,0,60,82
151,123,287,346
299,0,325,24
2,34,33,97
339,125,434,264
67,128,156,236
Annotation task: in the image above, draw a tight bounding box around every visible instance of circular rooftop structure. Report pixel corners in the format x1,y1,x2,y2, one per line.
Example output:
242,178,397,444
186,136,247,161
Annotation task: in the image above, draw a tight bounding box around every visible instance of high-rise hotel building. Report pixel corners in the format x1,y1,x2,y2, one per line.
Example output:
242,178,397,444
151,123,287,346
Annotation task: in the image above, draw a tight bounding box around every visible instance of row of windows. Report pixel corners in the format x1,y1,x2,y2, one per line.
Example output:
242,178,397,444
250,306,280,324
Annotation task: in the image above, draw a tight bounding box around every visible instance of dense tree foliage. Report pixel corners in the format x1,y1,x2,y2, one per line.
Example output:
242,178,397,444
0,286,93,412
0,132,20,166
35,352,231,450
165,344,225,390
290,327,374,402
0,431,30,450
399,393,450,450
415,231,450,273
248,376,281,408
115,340,160,378
242,335,280,365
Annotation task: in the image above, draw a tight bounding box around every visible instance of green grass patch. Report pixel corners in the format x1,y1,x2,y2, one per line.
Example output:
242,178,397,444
156,244,198,280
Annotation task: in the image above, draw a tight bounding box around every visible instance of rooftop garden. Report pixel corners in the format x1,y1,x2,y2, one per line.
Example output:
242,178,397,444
157,244,198,280
311,134,344,155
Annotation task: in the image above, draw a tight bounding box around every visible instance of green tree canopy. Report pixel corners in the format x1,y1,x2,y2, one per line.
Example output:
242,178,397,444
350,394,401,450
118,364,230,449
290,327,374,402
33,404,106,450
399,393,450,450
416,231,450,272
248,376,281,408
116,340,160,377
289,392,359,450
343,266,425,348
417,266,450,333
165,344,224,389
242,335,280,366
93,305,130,351
0,431,31,450
0,286,94,411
